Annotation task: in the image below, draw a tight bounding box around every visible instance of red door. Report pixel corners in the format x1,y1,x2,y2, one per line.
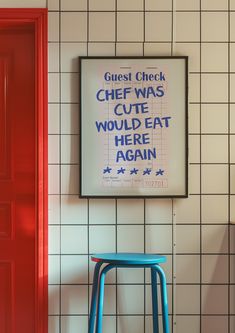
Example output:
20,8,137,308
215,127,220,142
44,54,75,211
0,10,47,333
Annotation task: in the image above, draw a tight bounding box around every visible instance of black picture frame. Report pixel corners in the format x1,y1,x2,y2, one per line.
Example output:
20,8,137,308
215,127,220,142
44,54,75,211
79,56,188,198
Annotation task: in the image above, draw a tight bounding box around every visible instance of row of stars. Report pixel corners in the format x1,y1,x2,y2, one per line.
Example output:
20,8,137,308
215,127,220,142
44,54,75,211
103,166,164,176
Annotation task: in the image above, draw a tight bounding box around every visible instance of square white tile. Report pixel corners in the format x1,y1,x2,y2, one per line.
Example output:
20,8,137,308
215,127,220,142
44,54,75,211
174,195,200,224
61,135,79,164
116,43,143,56
48,195,60,224
61,285,88,314
230,13,235,42
201,0,228,9
48,285,60,315
48,104,60,134
201,195,228,223
201,43,228,72
48,165,60,194
176,285,200,314
0,0,46,5
117,0,143,10
201,164,228,194
61,73,79,103
176,0,200,9
201,316,228,333
48,73,60,103
61,104,79,135
88,43,115,56
117,225,144,252
145,0,172,10
89,12,115,42
230,104,235,134
61,225,88,254
201,135,228,163
102,316,116,333
145,199,172,224
61,164,79,195
117,285,144,314
202,254,228,284
61,43,87,73
201,104,228,134
201,74,228,103
145,12,172,42
61,12,87,42
231,226,235,253
175,12,200,42
201,12,228,42
230,74,235,103
201,285,228,314
118,316,144,333
144,43,172,56
48,135,60,164
61,0,87,10
145,225,172,254
61,316,88,333
176,316,200,333
189,135,200,163
89,225,116,253
231,165,235,194
48,0,59,10
117,199,144,224
202,225,228,253
117,12,144,42
89,199,116,224
48,316,60,333
189,164,200,194
48,43,59,72
230,195,235,223
61,255,88,284
89,0,115,10
61,195,88,224
189,73,200,103
48,255,60,284
176,255,200,283
174,43,200,72
230,43,235,72
48,12,59,42
117,267,144,284
176,225,200,254
189,104,200,134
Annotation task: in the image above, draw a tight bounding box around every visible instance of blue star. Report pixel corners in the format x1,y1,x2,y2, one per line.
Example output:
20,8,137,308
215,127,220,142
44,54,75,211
130,168,138,175
156,169,164,176
103,166,112,174
143,168,152,175
117,167,126,174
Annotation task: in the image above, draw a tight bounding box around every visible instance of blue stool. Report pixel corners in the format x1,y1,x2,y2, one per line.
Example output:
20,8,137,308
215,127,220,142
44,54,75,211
88,253,170,333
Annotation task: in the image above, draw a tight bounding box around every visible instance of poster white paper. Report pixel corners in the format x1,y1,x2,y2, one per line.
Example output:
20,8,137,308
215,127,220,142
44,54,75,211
80,57,188,197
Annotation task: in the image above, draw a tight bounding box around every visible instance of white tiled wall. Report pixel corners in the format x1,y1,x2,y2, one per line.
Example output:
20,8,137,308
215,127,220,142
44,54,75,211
2,0,234,332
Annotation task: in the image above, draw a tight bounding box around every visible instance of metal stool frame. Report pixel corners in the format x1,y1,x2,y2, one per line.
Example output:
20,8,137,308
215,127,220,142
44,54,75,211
88,261,170,333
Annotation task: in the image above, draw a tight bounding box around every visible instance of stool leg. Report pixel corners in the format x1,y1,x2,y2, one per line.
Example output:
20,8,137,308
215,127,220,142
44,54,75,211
151,268,159,333
88,262,102,333
153,265,170,333
95,264,114,333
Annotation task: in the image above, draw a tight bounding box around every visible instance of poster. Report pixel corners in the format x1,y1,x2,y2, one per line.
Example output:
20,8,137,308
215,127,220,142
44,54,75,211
79,57,188,197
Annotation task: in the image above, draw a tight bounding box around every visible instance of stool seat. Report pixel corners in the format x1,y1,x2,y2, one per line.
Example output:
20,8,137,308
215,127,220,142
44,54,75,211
91,252,166,265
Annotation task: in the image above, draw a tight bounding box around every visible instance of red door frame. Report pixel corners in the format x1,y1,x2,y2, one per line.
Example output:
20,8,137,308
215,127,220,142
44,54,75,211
0,8,48,333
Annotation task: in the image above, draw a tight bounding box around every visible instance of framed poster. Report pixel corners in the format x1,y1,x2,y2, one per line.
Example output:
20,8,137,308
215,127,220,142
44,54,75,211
79,56,188,198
